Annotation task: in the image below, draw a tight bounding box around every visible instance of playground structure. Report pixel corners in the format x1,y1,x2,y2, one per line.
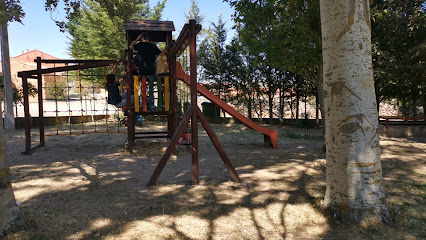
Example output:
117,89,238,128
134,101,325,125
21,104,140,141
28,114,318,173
18,19,278,185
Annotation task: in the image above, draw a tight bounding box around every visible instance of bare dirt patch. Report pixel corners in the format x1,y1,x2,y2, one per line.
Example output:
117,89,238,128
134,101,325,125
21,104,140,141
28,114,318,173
4,121,425,239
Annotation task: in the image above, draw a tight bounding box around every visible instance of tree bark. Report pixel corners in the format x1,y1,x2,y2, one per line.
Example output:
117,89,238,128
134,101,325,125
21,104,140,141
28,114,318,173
258,92,262,123
296,93,300,120
279,88,284,124
268,90,274,121
402,99,408,116
0,103,25,236
315,91,320,125
1,24,15,129
248,94,252,119
423,86,426,122
320,0,392,224
411,86,418,124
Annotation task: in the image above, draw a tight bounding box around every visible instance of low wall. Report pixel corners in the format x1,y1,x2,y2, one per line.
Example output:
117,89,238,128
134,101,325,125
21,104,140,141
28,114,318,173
8,116,425,138
379,125,425,138
14,115,108,129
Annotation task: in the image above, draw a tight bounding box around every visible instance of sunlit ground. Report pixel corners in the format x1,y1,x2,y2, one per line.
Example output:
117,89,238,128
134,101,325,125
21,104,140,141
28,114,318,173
4,121,425,239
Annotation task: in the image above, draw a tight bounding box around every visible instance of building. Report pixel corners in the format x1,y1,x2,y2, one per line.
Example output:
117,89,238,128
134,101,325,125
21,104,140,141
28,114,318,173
0,49,65,100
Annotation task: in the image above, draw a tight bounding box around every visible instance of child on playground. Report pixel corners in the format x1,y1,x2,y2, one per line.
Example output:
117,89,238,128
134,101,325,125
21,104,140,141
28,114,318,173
106,62,134,108
130,32,167,76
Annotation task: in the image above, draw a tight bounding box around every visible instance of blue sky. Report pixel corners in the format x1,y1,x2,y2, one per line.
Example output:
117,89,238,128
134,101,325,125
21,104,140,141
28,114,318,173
7,0,235,59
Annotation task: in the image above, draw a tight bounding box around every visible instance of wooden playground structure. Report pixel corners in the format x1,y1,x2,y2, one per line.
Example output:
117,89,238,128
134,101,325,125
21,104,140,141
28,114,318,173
18,19,278,186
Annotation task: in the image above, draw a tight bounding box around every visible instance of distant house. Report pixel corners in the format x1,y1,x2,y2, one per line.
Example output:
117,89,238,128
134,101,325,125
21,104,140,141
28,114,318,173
0,49,66,99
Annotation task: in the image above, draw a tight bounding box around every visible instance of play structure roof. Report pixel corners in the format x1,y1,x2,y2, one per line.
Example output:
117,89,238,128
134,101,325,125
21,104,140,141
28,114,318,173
124,19,175,42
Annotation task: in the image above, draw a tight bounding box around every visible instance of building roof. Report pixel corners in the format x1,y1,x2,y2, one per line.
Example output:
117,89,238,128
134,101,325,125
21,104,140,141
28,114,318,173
124,19,175,43
13,49,60,63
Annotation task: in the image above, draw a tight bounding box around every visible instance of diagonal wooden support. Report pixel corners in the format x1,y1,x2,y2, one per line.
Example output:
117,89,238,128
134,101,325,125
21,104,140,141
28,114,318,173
146,106,193,186
196,107,241,183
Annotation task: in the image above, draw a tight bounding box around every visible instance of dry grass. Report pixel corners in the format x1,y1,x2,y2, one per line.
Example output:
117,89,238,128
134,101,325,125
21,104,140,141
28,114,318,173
3,121,425,239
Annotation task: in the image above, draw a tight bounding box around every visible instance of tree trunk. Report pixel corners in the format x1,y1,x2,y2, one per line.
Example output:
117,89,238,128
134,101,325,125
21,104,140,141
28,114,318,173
411,87,418,124
423,87,426,122
279,88,284,124
268,90,273,121
304,95,307,119
1,24,15,129
402,99,408,116
315,91,320,125
258,92,262,123
248,94,252,119
320,0,392,224
0,103,25,236
317,56,327,152
296,93,300,120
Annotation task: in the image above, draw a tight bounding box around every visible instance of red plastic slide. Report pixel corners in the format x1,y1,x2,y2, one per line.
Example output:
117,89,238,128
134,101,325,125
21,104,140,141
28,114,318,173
176,62,278,149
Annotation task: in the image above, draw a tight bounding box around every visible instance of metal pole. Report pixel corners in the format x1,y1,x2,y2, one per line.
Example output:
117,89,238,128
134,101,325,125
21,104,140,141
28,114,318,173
189,19,199,185
1,24,15,129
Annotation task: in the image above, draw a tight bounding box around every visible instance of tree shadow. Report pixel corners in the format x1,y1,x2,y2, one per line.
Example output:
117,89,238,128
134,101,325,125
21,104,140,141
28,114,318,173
4,126,425,239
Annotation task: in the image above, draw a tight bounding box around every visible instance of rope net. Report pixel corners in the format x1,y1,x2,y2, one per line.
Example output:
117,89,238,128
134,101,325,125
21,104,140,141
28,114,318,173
28,64,127,136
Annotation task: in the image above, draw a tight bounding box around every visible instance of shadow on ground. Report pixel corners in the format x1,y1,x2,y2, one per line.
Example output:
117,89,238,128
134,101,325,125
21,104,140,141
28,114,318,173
4,123,425,239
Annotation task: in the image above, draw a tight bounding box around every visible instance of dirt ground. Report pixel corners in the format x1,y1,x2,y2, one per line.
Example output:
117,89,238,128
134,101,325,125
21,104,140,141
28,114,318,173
4,121,426,240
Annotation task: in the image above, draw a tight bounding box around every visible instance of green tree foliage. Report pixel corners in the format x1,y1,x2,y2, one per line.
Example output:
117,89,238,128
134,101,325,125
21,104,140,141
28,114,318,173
199,15,228,87
225,0,324,123
371,0,425,116
0,76,37,104
222,38,259,118
226,0,321,81
179,0,205,73
0,0,25,24
67,0,166,60
184,0,204,24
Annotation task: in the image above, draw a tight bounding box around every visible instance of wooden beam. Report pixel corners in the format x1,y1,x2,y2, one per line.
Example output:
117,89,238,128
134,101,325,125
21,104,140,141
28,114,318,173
18,61,118,78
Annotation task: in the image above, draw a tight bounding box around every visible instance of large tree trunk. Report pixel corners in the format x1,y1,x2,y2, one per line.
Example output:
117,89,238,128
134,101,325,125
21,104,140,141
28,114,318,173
317,56,327,152
0,105,25,236
320,0,392,224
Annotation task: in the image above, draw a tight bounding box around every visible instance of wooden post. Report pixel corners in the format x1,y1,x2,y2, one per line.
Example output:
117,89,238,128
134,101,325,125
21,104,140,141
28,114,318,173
126,39,135,152
147,107,193,186
36,57,45,147
169,40,178,137
189,19,199,184
22,74,31,154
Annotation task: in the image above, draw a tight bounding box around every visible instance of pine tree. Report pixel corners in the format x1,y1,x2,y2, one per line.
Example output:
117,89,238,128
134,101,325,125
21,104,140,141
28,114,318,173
67,0,166,60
